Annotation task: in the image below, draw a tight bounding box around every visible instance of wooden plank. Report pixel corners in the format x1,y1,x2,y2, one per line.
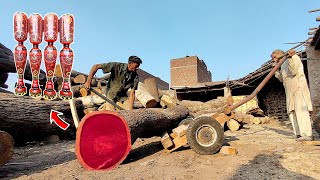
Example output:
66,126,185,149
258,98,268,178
302,141,320,146
172,125,188,137
161,132,174,149
212,113,232,126
165,135,188,153
219,146,238,155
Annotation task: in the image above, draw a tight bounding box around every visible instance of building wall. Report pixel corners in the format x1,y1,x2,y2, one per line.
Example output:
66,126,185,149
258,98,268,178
137,69,169,90
197,60,212,83
170,56,212,87
306,47,320,120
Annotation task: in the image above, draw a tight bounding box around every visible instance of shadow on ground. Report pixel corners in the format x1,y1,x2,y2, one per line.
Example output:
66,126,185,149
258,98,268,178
231,153,314,180
263,126,293,137
0,142,76,180
123,141,163,164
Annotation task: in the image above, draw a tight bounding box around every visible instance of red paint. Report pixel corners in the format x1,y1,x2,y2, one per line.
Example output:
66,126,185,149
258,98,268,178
58,14,74,100
28,13,43,98
50,110,70,130
13,12,28,96
44,13,58,42
43,13,59,100
75,111,131,171
59,14,74,44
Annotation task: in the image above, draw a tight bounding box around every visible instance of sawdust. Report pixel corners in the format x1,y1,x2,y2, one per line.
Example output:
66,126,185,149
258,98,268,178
1,120,320,180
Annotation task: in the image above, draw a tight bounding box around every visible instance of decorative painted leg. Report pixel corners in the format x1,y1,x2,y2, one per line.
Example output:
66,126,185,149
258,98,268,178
13,12,28,96
28,13,43,98
59,14,74,100
43,13,59,100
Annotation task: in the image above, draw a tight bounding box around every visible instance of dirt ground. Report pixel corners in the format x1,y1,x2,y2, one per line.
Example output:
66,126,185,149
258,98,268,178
1,120,320,180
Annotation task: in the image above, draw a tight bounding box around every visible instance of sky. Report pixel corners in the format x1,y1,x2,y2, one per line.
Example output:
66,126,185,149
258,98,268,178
1,0,319,91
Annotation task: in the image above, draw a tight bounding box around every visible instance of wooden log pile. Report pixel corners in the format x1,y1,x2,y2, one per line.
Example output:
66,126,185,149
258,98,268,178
0,92,84,146
179,97,228,117
54,65,108,98
180,96,273,132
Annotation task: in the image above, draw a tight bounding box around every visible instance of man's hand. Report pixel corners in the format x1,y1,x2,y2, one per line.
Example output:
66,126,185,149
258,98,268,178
287,49,296,58
85,64,102,90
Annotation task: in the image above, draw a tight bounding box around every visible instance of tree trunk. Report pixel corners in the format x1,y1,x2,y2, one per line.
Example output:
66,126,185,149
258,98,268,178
0,131,14,166
0,73,9,88
0,88,13,94
118,105,189,142
0,93,84,145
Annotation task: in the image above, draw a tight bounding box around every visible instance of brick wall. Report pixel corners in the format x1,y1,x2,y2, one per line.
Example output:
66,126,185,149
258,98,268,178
306,47,320,119
170,56,212,87
197,60,212,83
137,69,169,90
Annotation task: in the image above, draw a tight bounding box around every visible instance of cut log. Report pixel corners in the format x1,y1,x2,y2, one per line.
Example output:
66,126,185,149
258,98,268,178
0,93,84,145
204,97,228,109
120,105,189,142
0,131,14,166
75,105,189,170
160,95,177,109
74,74,86,84
253,117,270,124
159,90,178,103
144,78,160,102
179,100,204,108
227,119,240,132
161,132,174,149
78,95,106,108
233,112,255,124
135,82,157,108
83,107,98,115
79,87,90,97
219,146,238,155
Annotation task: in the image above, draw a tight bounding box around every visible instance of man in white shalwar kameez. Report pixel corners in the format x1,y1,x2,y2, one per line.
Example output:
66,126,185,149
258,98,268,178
271,49,313,141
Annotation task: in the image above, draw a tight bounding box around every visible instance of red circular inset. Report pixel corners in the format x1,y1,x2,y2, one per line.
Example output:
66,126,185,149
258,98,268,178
75,111,131,170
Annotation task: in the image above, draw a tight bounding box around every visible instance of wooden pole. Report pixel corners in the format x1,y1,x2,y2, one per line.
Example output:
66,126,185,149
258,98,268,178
308,8,320,13
69,99,80,129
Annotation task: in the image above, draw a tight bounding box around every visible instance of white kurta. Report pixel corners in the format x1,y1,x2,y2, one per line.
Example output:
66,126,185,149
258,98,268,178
275,55,313,137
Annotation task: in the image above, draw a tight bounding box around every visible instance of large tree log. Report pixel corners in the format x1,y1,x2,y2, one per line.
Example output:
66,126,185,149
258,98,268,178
75,105,189,170
0,88,13,94
0,93,84,145
0,73,9,88
119,105,189,142
0,131,14,166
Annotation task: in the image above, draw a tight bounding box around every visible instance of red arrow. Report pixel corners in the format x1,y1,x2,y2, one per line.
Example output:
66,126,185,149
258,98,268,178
50,110,70,130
